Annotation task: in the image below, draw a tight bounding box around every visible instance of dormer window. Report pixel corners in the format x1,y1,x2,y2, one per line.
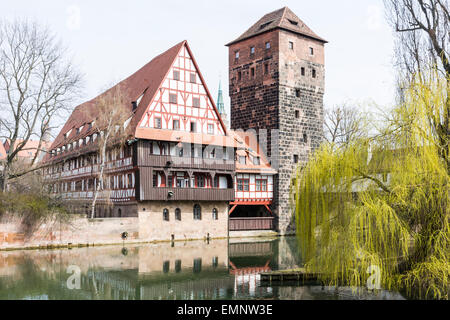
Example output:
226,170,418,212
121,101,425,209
76,128,80,135
259,21,273,30
288,19,298,26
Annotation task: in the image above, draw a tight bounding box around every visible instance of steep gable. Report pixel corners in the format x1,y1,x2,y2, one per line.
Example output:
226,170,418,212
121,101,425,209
136,42,227,136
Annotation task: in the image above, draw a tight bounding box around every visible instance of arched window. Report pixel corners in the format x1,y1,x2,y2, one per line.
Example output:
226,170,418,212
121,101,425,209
193,204,202,220
212,208,218,220
175,208,181,221
163,208,169,221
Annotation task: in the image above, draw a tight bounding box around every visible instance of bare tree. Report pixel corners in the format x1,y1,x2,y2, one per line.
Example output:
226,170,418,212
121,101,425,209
384,0,449,173
324,104,368,148
0,19,82,191
88,86,132,219
385,0,449,82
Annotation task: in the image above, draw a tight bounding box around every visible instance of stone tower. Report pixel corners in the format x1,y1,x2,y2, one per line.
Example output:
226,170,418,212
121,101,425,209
216,80,229,128
226,7,327,234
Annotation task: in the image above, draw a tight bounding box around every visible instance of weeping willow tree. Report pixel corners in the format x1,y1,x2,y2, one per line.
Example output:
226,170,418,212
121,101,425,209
292,75,449,299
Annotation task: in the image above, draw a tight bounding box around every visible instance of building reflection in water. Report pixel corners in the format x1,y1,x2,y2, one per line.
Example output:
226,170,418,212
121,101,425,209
0,237,405,300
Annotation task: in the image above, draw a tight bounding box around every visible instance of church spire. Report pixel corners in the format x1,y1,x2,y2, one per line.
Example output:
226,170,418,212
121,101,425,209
216,80,228,128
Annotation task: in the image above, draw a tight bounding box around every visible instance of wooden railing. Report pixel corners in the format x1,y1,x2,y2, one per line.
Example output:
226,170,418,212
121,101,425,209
139,155,235,171
140,187,235,201
229,217,274,231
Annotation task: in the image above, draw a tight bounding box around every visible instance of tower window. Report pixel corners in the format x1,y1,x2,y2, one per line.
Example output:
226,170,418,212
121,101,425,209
301,67,305,76
294,155,299,164
251,67,255,78
193,97,200,108
264,63,269,75
265,42,271,49
190,73,196,83
250,46,255,55
235,51,239,59
238,71,242,81
312,69,317,78
295,110,300,118
289,41,294,50
310,47,314,55
173,70,180,80
169,93,177,104
295,89,301,97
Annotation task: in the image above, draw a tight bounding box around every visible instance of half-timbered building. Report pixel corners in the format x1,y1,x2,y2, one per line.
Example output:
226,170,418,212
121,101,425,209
43,41,243,241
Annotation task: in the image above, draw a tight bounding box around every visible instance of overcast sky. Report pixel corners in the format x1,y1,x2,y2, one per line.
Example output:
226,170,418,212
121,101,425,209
2,0,397,122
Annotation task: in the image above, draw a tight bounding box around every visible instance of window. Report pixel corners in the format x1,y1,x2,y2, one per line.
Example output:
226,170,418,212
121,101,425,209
295,110,300,119
193,258,202,273
265,42,271,49
312,69,317,78
208,124,214,135
235,51,239,59
173,70,180,80
193,204,202,220
193,97,200,108
256,178,268,191
250,46,255,55
212,208,218,220
289,41,294,50
237,179,249,192
288,19,298,26
303,133,308,143
163,208,169,221
154,117,162,129
197,175,205,188
175,260,181,273
173,119,180,130
310,47,314,55
251,67,255,78
237,71,242,81
295,89,301,97
190,122,196,133
301,67,305,76
175,208,181,221
253,157,260,165
190,73,196,83
239,156,246,164
169,93,177,104
264,63,269,75
163,261,170,273
294,155,299,164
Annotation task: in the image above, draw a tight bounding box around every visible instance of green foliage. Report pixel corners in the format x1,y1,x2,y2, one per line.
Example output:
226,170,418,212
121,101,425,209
292,77,449,299
0,191,70,236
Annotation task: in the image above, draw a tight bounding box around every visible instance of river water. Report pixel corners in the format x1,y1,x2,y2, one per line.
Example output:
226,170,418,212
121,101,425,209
0,237,405,300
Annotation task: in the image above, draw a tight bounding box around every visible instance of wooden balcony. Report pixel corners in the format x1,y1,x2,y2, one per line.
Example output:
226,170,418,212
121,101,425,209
139,187,235,201
229,217,274,231
138,154,235,171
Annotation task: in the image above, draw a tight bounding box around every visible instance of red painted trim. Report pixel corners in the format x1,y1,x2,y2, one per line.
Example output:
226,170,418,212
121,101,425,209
229,204,237,215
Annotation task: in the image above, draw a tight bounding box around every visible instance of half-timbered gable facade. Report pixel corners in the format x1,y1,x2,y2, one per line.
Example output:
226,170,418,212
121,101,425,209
228,131,276,232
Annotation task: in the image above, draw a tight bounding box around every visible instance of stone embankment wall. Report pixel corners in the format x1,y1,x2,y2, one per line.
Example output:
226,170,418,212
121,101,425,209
0,214,139,250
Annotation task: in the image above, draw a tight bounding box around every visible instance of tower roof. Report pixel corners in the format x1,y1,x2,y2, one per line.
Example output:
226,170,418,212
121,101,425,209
216,81,225,114
226,6,327,46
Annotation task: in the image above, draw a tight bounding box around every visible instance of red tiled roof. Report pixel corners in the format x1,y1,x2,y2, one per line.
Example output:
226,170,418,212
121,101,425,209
226,6,327,46
230,131,276,174
4,139,52,161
